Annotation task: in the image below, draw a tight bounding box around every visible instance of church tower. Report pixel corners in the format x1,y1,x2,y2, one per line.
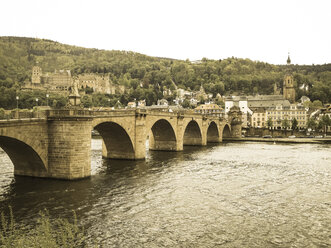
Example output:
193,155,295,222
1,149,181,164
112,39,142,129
283,53,296,103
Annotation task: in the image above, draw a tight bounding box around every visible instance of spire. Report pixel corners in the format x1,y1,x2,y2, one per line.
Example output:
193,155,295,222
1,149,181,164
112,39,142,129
287,52,291,65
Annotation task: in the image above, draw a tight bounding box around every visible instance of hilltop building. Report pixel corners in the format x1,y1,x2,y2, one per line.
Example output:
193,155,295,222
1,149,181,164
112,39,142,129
24,65,126,95
26,66,72,93
78,74,111,94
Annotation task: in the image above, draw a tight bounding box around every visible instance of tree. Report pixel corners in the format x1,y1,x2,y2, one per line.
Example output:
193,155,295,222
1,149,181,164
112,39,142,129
318,115,331,134
267,118,273,129
306,118,317,130
81,95,92,108
181,99,190,109
291,118,298,130
282,118,290,129
311,100,323,110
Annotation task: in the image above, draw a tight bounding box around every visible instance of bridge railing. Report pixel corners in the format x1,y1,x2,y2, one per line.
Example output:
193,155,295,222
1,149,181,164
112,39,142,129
91,109,137,117
0,108,227,121
46,109,93,117
0,110,49,120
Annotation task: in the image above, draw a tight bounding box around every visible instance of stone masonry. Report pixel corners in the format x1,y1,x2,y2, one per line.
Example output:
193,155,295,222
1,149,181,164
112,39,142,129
0,109,241,180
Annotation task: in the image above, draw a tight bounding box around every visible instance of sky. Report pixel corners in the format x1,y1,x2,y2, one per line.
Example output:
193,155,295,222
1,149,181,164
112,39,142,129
1,0,330,65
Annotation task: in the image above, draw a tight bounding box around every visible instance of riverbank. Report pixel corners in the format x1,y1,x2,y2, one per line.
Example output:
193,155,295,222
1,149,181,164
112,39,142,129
223,137,331,144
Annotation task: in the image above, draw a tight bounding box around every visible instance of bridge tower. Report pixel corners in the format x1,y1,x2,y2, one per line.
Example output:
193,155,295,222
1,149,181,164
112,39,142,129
228,106,242,138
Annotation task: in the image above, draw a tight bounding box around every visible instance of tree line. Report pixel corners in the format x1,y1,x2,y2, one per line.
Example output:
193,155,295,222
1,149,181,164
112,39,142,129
0,36,330,110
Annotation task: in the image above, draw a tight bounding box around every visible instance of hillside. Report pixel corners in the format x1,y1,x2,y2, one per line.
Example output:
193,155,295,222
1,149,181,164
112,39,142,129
0,36,330,109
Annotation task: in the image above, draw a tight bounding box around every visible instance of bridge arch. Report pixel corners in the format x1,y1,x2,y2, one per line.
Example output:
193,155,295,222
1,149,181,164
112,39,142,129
94,121,135,159
183,120,202,146
207,121,220,143
149,119,177,151
0,136,47,177
222,124,231,139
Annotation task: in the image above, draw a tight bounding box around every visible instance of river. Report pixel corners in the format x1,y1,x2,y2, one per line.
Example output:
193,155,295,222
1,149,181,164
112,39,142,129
0,138,330,247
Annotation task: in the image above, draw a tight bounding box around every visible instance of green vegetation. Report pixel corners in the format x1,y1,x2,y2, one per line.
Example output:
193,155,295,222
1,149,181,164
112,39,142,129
0,36,330,109
317,115,331,133
282,118,290,129
291,118,298,130
0,207,86,248
307,118,317,130
267,118,273,129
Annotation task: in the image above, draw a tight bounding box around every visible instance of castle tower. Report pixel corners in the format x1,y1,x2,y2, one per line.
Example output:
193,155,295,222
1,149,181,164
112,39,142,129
283,53,296,103
32,65,42,84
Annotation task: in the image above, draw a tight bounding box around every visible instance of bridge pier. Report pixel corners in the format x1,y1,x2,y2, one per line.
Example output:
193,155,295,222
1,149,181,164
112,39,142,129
48,116,92,180
134,113,146,159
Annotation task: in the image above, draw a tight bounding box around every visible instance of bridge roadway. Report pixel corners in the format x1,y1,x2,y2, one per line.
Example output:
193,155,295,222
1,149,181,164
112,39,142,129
0,108,241,180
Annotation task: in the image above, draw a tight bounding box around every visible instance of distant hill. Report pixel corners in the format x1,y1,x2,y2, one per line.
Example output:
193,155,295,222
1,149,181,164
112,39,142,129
0,36,330,108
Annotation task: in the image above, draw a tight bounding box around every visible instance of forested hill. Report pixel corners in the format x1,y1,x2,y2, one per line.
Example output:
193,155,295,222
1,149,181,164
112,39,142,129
0,36,330,104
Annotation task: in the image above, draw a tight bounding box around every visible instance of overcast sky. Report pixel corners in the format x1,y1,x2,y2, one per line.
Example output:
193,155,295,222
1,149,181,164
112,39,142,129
1,0,330,65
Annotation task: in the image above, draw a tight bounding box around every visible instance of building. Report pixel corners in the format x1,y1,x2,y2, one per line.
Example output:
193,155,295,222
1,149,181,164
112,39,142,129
283,54,296,103
31,65,42,84
137,99,146,107
247,95,290,109
24,65,126,95
25,66,72,93
194,103,223,117
45,70,72,91
78,74,111,94
266,104,308,129
157,99,169,106
313,105,331,133
250,108,267,128
225,96,252,127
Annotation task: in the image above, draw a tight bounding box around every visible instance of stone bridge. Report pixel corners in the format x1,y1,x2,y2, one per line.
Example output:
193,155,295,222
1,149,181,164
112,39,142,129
0,108,241,180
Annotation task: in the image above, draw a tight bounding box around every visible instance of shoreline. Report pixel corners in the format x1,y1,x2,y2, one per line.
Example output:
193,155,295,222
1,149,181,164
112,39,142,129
223,137,331,144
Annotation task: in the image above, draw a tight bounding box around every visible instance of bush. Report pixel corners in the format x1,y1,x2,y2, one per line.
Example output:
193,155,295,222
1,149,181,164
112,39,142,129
0,207,87,248
0,108,5,119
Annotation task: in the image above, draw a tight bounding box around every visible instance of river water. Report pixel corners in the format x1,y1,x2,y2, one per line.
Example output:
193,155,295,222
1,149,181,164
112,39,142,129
0,138,330,247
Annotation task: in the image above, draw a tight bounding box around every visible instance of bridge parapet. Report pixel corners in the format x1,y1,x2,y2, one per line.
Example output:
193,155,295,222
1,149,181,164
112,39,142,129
46,109,93,117
0,110,48,120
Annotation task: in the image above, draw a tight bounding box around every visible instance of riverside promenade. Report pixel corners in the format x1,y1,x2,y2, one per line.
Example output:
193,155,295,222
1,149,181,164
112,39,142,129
224,137,331,144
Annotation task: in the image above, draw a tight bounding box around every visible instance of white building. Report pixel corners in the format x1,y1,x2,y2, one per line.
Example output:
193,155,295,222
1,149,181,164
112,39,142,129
225,96,252,127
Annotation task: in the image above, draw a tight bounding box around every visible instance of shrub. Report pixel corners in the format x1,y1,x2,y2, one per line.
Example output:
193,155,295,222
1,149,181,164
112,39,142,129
0,207,87,248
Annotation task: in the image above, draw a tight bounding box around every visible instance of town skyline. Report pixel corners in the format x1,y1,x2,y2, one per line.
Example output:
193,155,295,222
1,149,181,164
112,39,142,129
1,0,331,65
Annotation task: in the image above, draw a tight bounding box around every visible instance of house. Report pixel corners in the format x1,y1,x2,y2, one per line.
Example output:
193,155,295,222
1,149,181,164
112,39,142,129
157,99,168,106
194,103,223,117
127,102,136,108
137,100,146,107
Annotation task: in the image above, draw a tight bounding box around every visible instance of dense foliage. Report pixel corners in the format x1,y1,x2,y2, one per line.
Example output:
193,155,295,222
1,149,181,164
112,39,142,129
0,36,330,109
0,207,86,248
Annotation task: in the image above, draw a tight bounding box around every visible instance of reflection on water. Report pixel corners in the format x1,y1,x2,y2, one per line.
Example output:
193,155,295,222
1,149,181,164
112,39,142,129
0,139,330,247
